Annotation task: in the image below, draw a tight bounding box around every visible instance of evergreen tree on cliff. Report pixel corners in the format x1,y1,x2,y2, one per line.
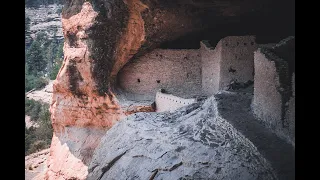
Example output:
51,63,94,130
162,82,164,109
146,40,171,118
26,40,47,76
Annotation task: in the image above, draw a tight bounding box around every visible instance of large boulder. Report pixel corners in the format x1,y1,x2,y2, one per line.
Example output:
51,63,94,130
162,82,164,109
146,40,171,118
87,96,277,180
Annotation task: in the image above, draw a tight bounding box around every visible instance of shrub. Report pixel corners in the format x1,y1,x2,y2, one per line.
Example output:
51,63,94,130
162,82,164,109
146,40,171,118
25,98,35,114
50,58,62,80
25,99,53,155
25,75,49,92
25,98,43,122
27,140,47,154
29,102,41,122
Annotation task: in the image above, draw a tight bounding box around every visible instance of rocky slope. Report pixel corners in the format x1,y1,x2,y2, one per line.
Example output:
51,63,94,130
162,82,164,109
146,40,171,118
25,4,63,46
87,95,278,180
25,82,54,180
26,80,54,104
25,149,50,180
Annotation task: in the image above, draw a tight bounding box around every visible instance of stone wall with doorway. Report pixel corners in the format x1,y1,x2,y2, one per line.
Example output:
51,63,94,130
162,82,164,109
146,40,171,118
201,36,257,96
219,36,257,89
117,49,202,100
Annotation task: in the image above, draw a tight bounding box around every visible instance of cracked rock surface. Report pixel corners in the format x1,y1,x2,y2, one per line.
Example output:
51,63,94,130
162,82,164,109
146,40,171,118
87,95,277,180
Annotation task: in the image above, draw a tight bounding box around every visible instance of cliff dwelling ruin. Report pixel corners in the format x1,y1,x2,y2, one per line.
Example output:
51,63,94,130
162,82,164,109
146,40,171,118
116,35,295,145
40,0,295,179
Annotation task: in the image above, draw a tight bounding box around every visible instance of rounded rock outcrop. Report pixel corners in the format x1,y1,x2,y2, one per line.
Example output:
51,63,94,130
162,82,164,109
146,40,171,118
87,97,277,180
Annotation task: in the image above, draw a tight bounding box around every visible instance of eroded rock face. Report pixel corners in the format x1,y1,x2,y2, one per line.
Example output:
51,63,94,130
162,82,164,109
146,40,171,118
47,2,125,179
47,0,294,179
87,96,277,180
46,128,106,180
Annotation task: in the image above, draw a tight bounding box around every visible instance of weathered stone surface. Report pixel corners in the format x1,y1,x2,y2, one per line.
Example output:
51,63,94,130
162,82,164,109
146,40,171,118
45,127,107,180
87,96,277,180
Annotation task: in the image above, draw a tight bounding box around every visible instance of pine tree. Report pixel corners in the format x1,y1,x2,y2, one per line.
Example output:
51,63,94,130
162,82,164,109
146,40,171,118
26,40,47,76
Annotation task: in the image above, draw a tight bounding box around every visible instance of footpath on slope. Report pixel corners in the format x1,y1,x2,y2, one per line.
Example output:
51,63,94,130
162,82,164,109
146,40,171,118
26,80,54,104
25,81,54,129
215,90,295,180
25,149,50,180
25,81,53,180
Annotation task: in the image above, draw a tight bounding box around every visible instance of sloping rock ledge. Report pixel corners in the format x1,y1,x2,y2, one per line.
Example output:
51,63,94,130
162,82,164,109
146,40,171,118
87,94,278,180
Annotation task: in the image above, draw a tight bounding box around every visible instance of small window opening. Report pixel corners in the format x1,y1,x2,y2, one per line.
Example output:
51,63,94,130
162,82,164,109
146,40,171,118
137,79,141,83
156,80,161,83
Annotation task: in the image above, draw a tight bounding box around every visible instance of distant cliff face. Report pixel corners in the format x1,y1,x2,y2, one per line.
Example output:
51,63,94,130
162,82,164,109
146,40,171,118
25,4,64,46
45,0,294,179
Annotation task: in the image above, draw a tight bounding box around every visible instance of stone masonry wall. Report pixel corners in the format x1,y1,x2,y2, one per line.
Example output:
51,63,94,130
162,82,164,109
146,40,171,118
118,36,258,99
285,73,295,145
117,49,201,100
155,91,196,112
252,49,283,129
201,36,257,96
252,40,295,146
219,36,257,89
200,40,222,96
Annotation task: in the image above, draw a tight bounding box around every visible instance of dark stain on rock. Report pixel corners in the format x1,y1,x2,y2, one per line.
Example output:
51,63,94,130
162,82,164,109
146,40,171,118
169,162,183,171
68,60,84,97
62,0,86,19
175,146,186,152
215,167,222,174
87,0,129,96
66,31,77,48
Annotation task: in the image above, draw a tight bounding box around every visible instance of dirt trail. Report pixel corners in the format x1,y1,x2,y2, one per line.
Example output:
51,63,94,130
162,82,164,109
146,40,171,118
25,81,54,180
26,80,54,104
25,149,50,180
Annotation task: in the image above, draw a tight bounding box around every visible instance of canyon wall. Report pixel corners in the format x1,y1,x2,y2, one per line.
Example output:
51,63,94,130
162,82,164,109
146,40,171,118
47,1,127,179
